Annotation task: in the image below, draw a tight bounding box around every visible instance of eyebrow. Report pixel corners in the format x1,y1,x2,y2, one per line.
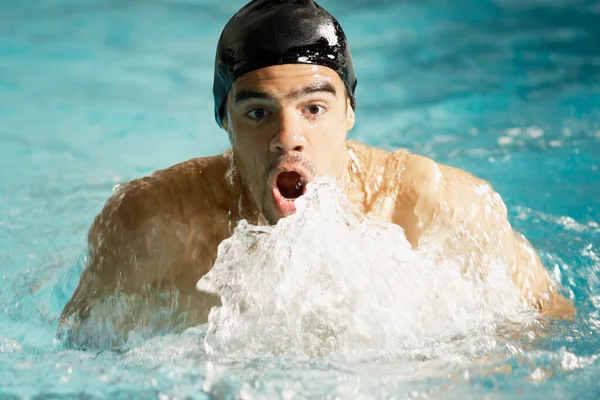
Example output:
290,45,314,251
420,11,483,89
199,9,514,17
233,81,338,105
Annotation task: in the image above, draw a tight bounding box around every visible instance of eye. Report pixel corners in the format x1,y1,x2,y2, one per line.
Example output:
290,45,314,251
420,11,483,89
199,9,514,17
246,108,270,121
304,104,326,117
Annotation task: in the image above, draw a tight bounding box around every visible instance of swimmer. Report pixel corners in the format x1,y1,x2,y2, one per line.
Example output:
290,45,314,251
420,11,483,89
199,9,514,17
59,0,575,346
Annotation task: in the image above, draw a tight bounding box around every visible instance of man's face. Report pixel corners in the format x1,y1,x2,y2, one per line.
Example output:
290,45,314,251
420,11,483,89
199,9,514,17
223,64,355,224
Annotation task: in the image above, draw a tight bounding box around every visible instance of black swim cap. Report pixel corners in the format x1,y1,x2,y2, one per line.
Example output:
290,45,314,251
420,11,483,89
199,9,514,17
213,0,357,127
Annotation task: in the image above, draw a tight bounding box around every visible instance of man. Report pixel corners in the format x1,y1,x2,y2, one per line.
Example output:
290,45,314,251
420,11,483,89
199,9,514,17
59,0,574,348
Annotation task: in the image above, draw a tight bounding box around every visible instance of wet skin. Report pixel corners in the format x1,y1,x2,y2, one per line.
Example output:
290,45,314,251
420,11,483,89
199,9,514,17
59,65,575,347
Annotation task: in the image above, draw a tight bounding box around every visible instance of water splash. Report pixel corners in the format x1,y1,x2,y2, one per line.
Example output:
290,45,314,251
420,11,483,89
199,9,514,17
197,177,528,360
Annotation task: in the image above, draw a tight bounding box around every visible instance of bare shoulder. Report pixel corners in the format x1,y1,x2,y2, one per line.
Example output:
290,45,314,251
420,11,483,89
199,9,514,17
101,152,232,231
398,153,508,226
399,152,512,251
89,151,233,281
350,143,575,319
346,139,409,166
60,152,232,332
345,140,481,193
403,153,492,196
344,141,498,218
400,153,575,319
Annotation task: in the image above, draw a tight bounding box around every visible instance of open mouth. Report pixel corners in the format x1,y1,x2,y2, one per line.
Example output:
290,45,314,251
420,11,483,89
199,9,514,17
271,168,311,218
276,171,306,200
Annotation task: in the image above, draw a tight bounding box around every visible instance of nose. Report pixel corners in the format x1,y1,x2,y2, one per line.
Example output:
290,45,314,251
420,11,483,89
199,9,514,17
269,108,306,154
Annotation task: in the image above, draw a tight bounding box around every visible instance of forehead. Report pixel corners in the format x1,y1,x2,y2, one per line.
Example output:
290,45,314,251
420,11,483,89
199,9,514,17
232,64,345,94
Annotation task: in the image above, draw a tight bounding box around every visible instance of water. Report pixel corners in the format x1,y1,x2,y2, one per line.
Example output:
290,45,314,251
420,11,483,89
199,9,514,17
199,177,528,360
1,0,599,398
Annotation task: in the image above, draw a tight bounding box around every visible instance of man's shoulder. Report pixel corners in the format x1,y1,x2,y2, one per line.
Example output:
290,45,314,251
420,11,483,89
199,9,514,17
401,153,505,220
346,139,488,187
401,152,489,192
96,152,232,233
346,140,410,170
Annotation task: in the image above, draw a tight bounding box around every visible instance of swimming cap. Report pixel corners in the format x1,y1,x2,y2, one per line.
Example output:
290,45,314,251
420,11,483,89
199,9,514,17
213,0,357,127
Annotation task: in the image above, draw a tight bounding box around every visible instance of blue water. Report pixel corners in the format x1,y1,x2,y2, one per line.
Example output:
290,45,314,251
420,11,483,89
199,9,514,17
1,0,599,398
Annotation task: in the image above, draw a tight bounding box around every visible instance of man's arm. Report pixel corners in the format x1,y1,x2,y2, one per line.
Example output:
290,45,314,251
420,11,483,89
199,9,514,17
397,154,575,319
58,177,221,348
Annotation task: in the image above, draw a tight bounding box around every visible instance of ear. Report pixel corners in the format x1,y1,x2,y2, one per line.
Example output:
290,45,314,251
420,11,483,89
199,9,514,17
345,98,355,131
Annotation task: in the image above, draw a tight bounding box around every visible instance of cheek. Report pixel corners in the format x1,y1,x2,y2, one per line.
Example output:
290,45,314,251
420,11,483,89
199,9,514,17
309,119,348,172
312,111,347,141
231,131,269,180
230,122,260,153
323,113,349,146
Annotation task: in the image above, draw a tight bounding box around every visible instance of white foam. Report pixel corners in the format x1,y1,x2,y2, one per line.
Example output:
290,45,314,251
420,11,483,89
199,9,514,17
498,136,514,145
197,177,526,360
0,337,22,353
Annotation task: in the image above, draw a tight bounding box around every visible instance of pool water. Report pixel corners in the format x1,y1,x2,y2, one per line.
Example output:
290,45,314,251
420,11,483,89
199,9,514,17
1,0,600,398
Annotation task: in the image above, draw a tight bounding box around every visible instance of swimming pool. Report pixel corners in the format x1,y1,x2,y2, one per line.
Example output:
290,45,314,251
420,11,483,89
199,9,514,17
1,0,599,398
